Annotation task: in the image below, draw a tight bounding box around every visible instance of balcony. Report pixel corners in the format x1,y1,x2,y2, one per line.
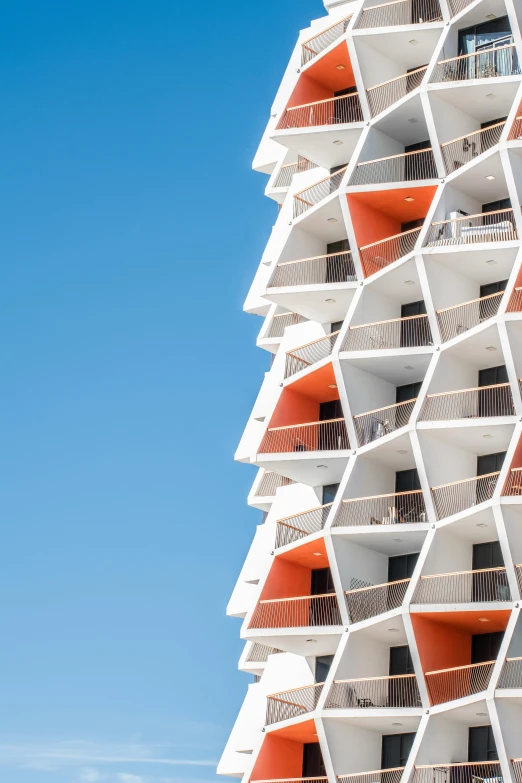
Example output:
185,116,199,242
275,502,333,548
414,763,502,783
430,44,520,83
258,418,350,454
509,115,522,140
334,490,427,527
424,660,496,704
246,642,282,662
285,331,340,378
326,673,421,708
507,286,522,312
339,769,405,783
441,121,506,175
345,578,410,623
266,312,308,339
502,467,522,496
431,472,500,519
276,93,363,131
266,682,324,724
255,471,295,497
343,314,432,351
366,66,427,118
269,250,356,289
424,209,517,247
419,383,515,421
355,0,442,29
349,148,437,186
249,594,342,629
436,291,504,342
354,399,417,447
498,656,522,688
294,166,347,218
447,0,473,15
413,567,511,604
359,227,422,277
273,157,317,188
301,13,352,65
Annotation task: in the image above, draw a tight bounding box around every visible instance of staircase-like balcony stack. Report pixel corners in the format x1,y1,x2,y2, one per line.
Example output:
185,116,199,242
345,578,410,622
334,490,427,527
325,674,422,708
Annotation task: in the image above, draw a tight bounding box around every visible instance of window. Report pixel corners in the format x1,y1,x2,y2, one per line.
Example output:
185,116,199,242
303,743,326,777
468,726,498,762
389,645,414,675
381,733,415,769
316,654,334,683
388,553,419,582
471,631,503,663
396,381,423,405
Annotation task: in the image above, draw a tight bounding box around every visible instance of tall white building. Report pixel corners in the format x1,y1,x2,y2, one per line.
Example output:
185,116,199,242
219,0,522,781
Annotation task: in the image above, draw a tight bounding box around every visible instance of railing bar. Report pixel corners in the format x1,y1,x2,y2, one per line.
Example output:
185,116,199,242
431,207,513,226
267,417,344,432
342,489,423,502
350,314,428,329
440,121,506,146
277,250,352,267
353,397,416,418
367,65,427,91
259,592,337,603
436,291,503,313
287,95,359,111
425,660,495,675
345,578,410,594
356,148,433,166
431,471,499,490
277,502,333,523
426,382,510,397
301,13,352,45
360,226,421,250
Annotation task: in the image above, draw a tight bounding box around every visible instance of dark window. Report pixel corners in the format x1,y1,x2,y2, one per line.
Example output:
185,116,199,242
323,483,340,505
478,365,508,386
478,365,510,416
334,87,357,97
326,239,353,283
480,280,508,297
319,399,343,421
482,198,511,213
327,239,350,254
396,381,423,404
400,300,427,347
472,542,508,601
471,631,504,663
468,726,498,762
311,567,335,595
401,218,424,232
316,654,334,683
388,553,419,582
473,541,504,569
381,733,415,769
481,117,508,129
458,16,512,56
331,321,344,333
477,451,506,476
395,469,421,493
303,743,326,777
401,300,427,318
389,645,414,675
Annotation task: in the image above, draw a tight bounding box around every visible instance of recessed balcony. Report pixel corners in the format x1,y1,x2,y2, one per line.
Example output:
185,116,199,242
423,209,518,247
266,682,324,724
325,673,422,708
334,490,427,527
345,578,410,623
301,13,352,66
343,314,432,351
441,121,506,175
355,0,442,29
275,503,333,548
502,467,522,496
431,472,500,519
414,762,502,783
273,157,318,188
413,567,511,604
349,148,437,186
419,384,515,421
359,227,422,277
259,419,350,454
266,312,308,339
366,66,427,118
255,471,295,498
507,287,522,312
424,661,496,704
268,250,356,289
277,94,363,131
294,166,348,218
353,399,417,447
436,292,504,342
430,44,520,83
285,332,340,378
249,594,342,629
338,768,405,783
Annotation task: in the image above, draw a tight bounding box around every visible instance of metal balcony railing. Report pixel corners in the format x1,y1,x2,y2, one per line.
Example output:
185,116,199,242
359,227,422,277
275,502,333,548
414,762,502,783
506,286,522,312
366,66,427,117
509,116,522,140
431,472,500,519
349,148,437,185
252,779,327,783
498,657,522,688
339,769,405,783
353,399,416,447
334,490,427,527
517,564,522,593
273,157,317,188
355,0,442,28
266,682,324,724
276,93,363,130
266,312,308,338
255,471,295,497
436,291,504,342
269,250,356,288
413,567,511,604
284,331,340,378
249,593,342,629
441,121,506,174
301,13,352,65
419,383,514,421
326,674,421,708
345,578,410,623
424,209,517,246
514,760,522,783
294,166,347,218
424,661,496,705
246,643,283,662
258,418,350,454
343,313,432,351
430,43,520,83
502,467,522,496
447,0,474,15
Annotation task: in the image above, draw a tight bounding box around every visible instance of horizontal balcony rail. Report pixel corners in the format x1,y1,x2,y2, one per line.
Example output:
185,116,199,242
266,312,308,338
419,383,515,421
425,660,495,705
345,578,410,623
266,682,324,724
277,93,363,130
349,148,437,186
252,778,328,783
448,0,474,15
284,331,340,378
355,0,442,28
294,166,347,218
366,66,427,117
269,250,356,288
430,43,520,83
441,121,506,174
255,471,295,497
412,567,511,604
275,502,333,548
414,762,502,783
359,227,422,277
334,490,427,527
326,673,421,709
249,593,342,629
509,116,522,140
498,656,522,688
342,313,432,351
431,471,500,519
436,291,504,342
258,418,350,454
502,467,522,496
507,286,522,312
424,208,517,246
353,398,417,447
339,769,405,783
301,13,352,65
273,157,317,188
246,643,283,663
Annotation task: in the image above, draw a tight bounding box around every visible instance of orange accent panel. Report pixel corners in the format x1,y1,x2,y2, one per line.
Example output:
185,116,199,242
288,362,339,403
259,557,312,601
269,717,318,742
287,41,355,108
278,536,328,568
249,734,304,782
268,387,320,429
508,433,522,471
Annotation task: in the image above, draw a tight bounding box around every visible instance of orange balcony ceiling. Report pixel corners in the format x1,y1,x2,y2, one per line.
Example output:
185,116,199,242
287,41,356,109
413,609,511,635
268,364,340,429
267,717,319,743
278,535,328,568
287,362,339,402
249,732,308,782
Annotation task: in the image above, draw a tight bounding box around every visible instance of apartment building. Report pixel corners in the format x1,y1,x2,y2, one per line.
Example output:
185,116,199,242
219,0,522,782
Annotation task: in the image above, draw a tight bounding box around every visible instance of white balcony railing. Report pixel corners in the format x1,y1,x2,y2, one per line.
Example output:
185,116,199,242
266,682,324,724
284,330,340,378
431,472,500,519
355,0,442,29
339,769,405,783
424,208,517,246
345,578,410,622
342,313,432,351
366,66,427,117
424,661,495,704
249,593,342,629
255,471,295,497
258,418,350,454
266,312,308,338
294,166,347,218
507,286,522,312
430,43,520,83
273,157,317,188
353,399,417,446
275,502,333,548
412,567,511,604
349,148,437,185
419,383,514,420
326,674,421,708
268,250,356,288
436,291,504,342
441,121,506,174
301,13,352,65
276,93,363,130
359,227,422,277
502,467,522,496
334,490,427,527
414,763,502,783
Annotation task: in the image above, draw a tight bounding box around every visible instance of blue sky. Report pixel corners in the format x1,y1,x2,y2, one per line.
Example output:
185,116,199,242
0,0,322,782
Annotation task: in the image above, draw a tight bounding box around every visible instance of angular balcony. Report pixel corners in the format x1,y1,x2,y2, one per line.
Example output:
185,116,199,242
431,472,500,519
255,471,295,498
285,331,340,378
273,157,317,188
366,66,427,118
509,115,522,140
414,763,502,783
430,44,520,83
349,148,437,186
249,593,342,629
498,656,522,689
502,467,522,496
413,567,511,604
258,418,350,454
359,226,422,277
246,642,282,663
269,250,356,289
436,291,504,342
334,490,427,527
424,660,496,705
326,673,422,708
419,383,515,421
301,13,352,65
345,578,410,623
507,286,522,312
266,312,308,339
342,314,432,351
441,121,506,175
353,399,417,447
275,502,333,548
276,93,363,131
424,209,517,247
355,0,442,29
338,768,405,783
266,682,324,724
294,166,347,218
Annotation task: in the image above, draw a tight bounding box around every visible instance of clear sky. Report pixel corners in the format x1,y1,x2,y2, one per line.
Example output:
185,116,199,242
0,0,323,782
